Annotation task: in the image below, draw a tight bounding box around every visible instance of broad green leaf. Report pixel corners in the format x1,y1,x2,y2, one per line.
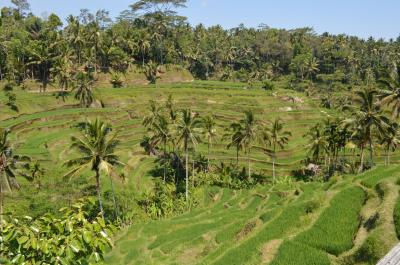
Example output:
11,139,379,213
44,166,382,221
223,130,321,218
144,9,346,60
17,236,29,245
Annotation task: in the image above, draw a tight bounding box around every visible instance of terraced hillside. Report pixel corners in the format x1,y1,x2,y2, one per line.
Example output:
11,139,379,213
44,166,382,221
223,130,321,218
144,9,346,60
2,81,400,215
0,81,336,216
105,165,400,265
2,81,400,264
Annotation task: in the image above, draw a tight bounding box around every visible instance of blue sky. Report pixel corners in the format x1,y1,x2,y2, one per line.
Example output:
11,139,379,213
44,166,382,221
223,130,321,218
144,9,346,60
1,0,399,40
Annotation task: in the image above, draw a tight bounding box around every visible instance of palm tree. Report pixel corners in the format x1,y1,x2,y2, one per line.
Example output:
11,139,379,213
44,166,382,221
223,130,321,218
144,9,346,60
201,115,217,171
143,100,162,128
380,122,400,165
151,115,171,182
379,66,400,118
72,72,95,108
52,50,74,102
64,119,124,218
176,109,201,201
304,123,329,164
239,110,258,179
0,128,30,225
261,118,291,183
347,88,389,167
225,123,245,168
306,56,319,80
138,33,151,67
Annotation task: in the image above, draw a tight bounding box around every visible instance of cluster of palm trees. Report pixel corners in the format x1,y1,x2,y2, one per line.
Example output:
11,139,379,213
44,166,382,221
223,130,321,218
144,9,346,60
225,111,291,183
306,83,400,174
142,97,292,200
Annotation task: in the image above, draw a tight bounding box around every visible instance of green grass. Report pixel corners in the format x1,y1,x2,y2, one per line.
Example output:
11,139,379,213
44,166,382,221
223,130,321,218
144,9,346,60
270,241,330,265
295,187,365,255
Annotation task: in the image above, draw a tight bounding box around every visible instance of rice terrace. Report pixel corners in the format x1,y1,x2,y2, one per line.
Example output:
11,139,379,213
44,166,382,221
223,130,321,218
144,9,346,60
1,0,400,264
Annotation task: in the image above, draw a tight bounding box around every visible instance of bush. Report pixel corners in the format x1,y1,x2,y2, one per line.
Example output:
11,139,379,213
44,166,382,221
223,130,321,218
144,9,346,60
0,198,116,264
262,80,275,90
295,186,365,255
110,71,124,88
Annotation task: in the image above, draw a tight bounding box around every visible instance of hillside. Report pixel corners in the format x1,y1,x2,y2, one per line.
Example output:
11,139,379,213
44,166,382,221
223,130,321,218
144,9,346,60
105,165,400,265
0,80,332,217
1,80,400,265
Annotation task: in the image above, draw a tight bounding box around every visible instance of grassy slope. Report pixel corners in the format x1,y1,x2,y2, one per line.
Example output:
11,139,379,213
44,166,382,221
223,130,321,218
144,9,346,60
106,166,400,265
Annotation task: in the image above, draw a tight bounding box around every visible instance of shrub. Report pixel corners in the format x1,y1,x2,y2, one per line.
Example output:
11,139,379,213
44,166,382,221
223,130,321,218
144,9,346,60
0,198,116,264
110,71,124,88
262,80,275,90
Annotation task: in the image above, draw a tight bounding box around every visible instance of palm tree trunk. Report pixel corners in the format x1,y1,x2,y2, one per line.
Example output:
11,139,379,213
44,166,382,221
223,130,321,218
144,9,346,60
192,159,195,187
95,170,104,219
272,157,276,184
248,152,251,180
109,174,118,218
369,138,373,166
236,147,239,168
207,143,210,172
387,146,391,165
142,48,145,67
185,142,189,201
163,141,166,183
359,146,364,173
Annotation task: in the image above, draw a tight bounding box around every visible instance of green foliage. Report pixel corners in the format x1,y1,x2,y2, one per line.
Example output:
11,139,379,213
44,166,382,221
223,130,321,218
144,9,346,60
295,187,365,255
0,198,116,264
110,71,124,88
262,79,275,90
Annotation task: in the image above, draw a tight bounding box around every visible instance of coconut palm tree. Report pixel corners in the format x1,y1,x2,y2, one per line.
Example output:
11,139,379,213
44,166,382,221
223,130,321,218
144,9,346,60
176,109,201,201
151,115,171,182
239,110,258,179
225,123,245,168
261,118,291,183
52,50,74,102
201,115,217,171
305,123,329,164
143,100,162,128
64,119,124,218
379,66,400,118
347,88,389,167
72,72,95,108
380,122,400,165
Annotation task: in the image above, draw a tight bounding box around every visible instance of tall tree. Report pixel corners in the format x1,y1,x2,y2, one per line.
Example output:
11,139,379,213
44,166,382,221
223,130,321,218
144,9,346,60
304,123,329,164
64,119,124,218
261,118,291,183
238,110,258,179
151,115,171,182
72,72,95,108
345,88,389,168
176,109,200,201
201,115,217,171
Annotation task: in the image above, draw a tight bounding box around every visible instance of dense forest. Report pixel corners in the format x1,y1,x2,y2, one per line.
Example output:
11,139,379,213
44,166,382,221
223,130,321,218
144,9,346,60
1,0,400,90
